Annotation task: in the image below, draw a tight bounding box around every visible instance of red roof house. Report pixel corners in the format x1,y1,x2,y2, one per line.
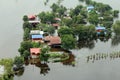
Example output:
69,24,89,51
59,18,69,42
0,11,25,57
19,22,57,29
30,48,41,58
28,15,36,20
44,36,61,46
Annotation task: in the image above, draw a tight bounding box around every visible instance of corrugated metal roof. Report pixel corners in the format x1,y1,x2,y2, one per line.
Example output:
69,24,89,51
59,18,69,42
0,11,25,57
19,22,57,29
31,34,43,39
87,5,94,10
96,26,106,30
28,21,40,23
30,30,44,35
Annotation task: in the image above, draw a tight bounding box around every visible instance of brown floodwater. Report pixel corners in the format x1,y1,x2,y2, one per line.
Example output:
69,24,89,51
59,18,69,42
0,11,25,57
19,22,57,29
0,0,120,80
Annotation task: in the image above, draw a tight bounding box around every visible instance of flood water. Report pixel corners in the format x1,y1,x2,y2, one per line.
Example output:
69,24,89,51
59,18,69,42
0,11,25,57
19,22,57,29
0,0,120,80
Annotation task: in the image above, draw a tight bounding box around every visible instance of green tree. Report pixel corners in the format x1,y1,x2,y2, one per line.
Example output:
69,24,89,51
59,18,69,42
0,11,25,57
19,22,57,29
113,20,120,35
95,3,112,13
23,15,28,22
23,50,30,59
88,11,99,25
18,41,32,55
23,28,30,41
32,42,40,48
39,46,50,62
70,5,83,16
113,10,119,18
0,58,13,76
61,34,76,50
43,26,55,35
85,0,92,5
38,12,55,23
58,27,73,36
74,25,96,41
57,5,67,17
23,22,32,30
73,15,86,24
50,3,59,12
62,18,73,27
14,56,24,68
78,0,84,2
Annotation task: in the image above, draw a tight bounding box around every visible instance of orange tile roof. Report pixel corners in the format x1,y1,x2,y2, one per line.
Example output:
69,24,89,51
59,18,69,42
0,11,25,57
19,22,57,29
30,48,41,55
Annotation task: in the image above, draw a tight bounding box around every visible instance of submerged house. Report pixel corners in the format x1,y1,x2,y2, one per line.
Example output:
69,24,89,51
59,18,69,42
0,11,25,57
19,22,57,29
31,34,43,42
44,36,61,47
96,26,106,35
87,5,94,12
30,48,41,58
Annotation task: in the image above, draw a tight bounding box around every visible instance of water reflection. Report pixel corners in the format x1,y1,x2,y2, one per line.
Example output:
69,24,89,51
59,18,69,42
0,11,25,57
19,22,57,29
24,59,50,75
14,68,24,77
77,40,95,49
77,36,111,49
18,49,76,77
111,35,120,46
39,63,50,75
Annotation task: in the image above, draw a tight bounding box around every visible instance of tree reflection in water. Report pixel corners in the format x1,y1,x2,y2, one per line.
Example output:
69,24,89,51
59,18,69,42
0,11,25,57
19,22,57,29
35,62,50,75
77,40,95,49
77,36,110,49
112,35,120,46
23,49,76,76
14,67,25,77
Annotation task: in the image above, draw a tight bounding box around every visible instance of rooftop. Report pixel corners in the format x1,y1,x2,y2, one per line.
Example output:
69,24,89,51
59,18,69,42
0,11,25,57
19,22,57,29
87,5,94,12
87,5,94,10
96,26,106,30
30,48,41,55
30,30,44,35
28,21,40,24
28,15,36,20
31,34,43,39
44,36,61,45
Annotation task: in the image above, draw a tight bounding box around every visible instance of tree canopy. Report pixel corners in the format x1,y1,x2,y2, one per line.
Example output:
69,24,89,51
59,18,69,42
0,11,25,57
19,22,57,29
61,34,76,50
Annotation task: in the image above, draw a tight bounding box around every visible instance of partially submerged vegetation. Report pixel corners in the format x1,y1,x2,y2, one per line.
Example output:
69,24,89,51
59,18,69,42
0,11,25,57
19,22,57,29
0,59,14,80
19,0,120,69
86,51,120,63
1,0,120,78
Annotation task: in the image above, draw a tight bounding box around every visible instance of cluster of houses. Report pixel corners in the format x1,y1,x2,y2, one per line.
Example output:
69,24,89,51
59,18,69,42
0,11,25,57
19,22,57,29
87,5,107,35
27,11,107,58
27,15,62,59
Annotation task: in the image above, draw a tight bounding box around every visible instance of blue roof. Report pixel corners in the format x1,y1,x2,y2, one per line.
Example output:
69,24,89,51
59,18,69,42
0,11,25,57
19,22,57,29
32,34,43,39
87,5,94,10
96,26,106,30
